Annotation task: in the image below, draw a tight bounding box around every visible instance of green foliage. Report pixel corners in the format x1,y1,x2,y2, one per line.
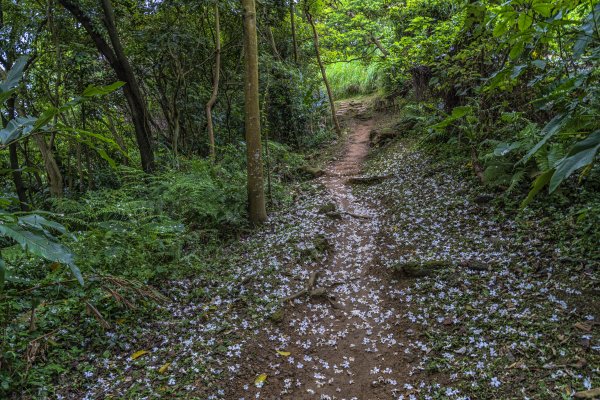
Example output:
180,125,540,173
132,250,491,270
0,56,28,103
0,212,82,286
326,61,382,98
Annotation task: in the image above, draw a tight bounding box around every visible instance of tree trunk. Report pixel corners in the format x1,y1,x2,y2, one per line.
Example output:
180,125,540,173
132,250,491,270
3,98,28,209
58,0,155,173
370,34,389,58
8,143,28,209
242,0,267,224
34,135,63,197
267,26,282,61
205,4,220,162
290,0,298,64
306,12,341,136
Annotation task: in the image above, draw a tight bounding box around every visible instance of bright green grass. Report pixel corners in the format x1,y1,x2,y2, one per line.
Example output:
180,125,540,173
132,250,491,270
326,61,383,99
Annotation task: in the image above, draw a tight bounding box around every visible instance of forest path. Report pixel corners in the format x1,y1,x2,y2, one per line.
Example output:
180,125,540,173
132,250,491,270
230,101,410,399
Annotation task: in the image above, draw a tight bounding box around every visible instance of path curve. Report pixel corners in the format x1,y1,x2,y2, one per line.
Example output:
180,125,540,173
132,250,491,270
231,103,410,399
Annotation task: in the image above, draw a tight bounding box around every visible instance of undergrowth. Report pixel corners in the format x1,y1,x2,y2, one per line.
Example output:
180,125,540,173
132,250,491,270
326,61,383,99
0,142,311,397
377,99,600,262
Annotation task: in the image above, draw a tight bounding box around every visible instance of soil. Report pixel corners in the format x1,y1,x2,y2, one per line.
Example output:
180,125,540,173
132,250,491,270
228,102,415,400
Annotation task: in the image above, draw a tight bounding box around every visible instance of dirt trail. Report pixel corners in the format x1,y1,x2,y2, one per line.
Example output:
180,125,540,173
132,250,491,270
231,102,410,399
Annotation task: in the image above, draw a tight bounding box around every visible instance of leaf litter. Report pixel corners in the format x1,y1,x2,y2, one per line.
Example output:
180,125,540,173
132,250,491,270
57,103,599,399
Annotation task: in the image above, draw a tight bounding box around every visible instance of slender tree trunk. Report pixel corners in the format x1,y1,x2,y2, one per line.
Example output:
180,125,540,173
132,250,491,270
76,142,84,192
242,0,267,224
205,4,221,162
306,12,341,136
267,26,282,61
100,0,154,172
8,143,28,209
34,135,63,197
290,0,298,64
58,0,155,173
3,98,28,209
370,34,389,57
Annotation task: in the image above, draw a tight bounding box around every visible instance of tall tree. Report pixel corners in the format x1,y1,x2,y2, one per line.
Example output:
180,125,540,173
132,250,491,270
242,0,267,224
206,3,221,161
290,0,299,64
58,0,155,173
304,5,341,136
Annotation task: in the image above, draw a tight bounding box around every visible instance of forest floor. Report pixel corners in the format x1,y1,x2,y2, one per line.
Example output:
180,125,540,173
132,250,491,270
59,100,599,400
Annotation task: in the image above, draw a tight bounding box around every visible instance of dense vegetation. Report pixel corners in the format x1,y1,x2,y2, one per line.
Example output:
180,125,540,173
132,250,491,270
1,0,598,398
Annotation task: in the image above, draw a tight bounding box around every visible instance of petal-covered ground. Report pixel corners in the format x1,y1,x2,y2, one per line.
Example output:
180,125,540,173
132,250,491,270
59,103,599,400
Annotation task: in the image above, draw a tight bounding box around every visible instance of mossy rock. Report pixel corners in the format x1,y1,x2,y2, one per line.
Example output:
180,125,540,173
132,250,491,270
299,165,325,179
393,260,450,278
269,308,284,323
313,234,331,253
369,127,398,147
299,234,331,261
318,202,336,214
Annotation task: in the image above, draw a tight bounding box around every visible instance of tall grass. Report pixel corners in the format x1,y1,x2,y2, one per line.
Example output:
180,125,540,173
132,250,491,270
326,61,383,99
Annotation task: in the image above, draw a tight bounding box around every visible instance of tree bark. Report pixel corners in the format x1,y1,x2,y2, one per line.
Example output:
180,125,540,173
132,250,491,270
205,4,220,162
3,98,29,209
306,11,341,136
34,135,63,197
370,34,389,58
242,0,267,224
290,0,298,64
267,26,282,61
58,0,155,173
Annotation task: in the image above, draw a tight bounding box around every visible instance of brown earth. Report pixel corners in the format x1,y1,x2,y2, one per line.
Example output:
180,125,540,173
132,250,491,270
227,101,417,400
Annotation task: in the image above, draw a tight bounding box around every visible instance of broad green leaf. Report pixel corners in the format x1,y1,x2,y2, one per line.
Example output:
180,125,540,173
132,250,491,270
0,88,16,104
549,131,600,193
0,221,83,285
531,59,546,70
517,13,533,31
32,107,59,132
18,214,68,235
532,2,553,18
0,116,37,145
0,56,28,95
520,114,567,164
572,6,599,59
451,106,472,118
509,42,525,59
522,169,553,207
493,19,510,37
511,65,527,79
276,350,291,356
432,106,472,129
494,142,521,156
82,81,125,97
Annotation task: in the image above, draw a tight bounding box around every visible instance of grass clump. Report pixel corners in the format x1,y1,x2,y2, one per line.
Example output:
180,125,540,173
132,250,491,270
326,61,383,99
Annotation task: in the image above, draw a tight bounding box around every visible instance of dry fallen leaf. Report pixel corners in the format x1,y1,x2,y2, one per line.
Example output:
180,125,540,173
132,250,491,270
158,362,171,374
131,350,149,360
569,358,587,369
574,322,592,332
574,387,600,399
254,373,267,387
276,350,291,356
